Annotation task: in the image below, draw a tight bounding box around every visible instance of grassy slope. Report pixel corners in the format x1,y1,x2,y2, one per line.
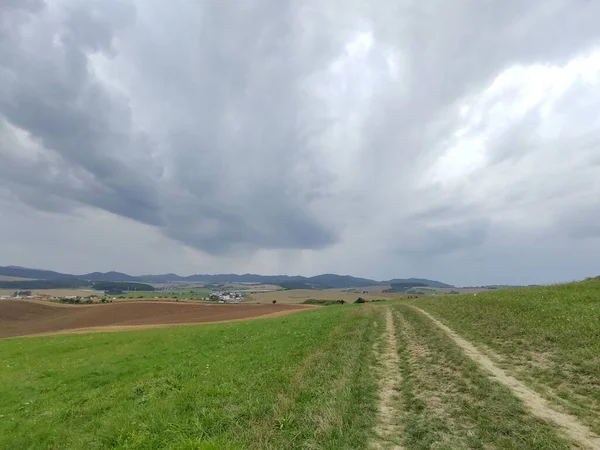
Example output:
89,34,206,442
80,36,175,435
413,279,600,434
0,306,381,450
392,305,572,449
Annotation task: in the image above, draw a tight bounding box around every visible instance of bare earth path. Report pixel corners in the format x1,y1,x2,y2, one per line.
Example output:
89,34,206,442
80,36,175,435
410,305,600,450
371,307,403,450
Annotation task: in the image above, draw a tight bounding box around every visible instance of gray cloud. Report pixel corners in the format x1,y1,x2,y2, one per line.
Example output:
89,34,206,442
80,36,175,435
1,0,600,283
0,0,162,227
394,219,490,257
0,0,340,253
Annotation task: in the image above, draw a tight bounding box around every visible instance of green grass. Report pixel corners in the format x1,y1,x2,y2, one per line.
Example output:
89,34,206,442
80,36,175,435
412,278,600,434
5,279,597,449
301,299,346,306
391,305,573,449
0,306,381,449
122,289,211,300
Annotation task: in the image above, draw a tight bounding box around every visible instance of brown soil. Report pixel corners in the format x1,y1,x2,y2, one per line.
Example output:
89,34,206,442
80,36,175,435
0,300,311,339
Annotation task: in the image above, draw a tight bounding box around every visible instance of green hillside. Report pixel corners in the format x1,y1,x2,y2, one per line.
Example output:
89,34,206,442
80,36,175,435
413,278,600,435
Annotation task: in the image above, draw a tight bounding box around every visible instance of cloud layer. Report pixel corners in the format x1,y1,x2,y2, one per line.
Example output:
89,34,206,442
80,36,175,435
1,0,600,284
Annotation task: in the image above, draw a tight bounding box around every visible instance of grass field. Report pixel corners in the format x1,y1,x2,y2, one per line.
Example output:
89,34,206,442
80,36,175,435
413,278,600,436
0,305,380,449
248,289,397,304
2,280,600,449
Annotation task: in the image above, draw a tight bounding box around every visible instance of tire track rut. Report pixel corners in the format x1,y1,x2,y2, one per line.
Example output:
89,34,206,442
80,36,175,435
411,305,600,450
372,308,404,450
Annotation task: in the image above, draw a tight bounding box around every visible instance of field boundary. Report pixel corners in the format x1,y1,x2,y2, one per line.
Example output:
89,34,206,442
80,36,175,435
410,305,600,450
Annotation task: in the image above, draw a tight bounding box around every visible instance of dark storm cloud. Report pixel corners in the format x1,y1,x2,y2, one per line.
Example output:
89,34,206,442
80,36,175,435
0,0,340,253
0,0,162,227
1,0,600,276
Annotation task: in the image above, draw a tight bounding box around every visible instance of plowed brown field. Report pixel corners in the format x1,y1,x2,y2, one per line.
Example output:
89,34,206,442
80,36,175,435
0,300,310,338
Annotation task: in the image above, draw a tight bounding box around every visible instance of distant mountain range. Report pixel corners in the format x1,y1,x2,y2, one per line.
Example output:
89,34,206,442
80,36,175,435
0,266,454,289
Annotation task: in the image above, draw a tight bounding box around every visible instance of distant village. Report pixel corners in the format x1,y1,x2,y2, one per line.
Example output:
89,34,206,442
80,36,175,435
208,291,244,303
0,290,34,300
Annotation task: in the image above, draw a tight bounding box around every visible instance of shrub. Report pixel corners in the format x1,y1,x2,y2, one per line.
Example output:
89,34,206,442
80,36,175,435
354,297,367,304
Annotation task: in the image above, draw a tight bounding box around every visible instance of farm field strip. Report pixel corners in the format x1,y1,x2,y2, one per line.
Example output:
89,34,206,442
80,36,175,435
383,305,575,449
0,300,309,338
0,288,104,298
410,305,600,449
120,289,211,300
413,279,600,435
248,289,397,304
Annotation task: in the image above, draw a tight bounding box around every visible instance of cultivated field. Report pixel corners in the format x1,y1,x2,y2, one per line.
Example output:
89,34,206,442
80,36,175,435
0,275,36,281
120,288,211,300
1,280,599,448
247,288,398,304
0,300,308,338
0,288,104,298
329,285,393,294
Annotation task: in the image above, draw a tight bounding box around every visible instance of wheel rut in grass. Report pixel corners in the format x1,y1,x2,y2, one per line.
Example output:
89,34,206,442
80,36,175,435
411,305,600,450
372,307,403,450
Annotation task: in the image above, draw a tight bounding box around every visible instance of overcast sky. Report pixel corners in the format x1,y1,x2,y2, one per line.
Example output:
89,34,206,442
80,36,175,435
1,0,600,285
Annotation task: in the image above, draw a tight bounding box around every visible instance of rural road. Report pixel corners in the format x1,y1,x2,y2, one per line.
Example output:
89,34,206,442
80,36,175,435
410,305,600,450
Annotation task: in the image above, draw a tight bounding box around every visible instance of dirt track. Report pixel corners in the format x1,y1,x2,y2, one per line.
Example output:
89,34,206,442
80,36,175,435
410,305,600,450
0,300,310,338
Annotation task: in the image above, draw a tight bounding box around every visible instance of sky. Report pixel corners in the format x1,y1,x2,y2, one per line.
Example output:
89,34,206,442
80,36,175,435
1,0,600,286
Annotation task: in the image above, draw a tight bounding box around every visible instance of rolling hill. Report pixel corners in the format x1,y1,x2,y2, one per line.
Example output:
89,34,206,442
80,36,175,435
0,266,453,289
